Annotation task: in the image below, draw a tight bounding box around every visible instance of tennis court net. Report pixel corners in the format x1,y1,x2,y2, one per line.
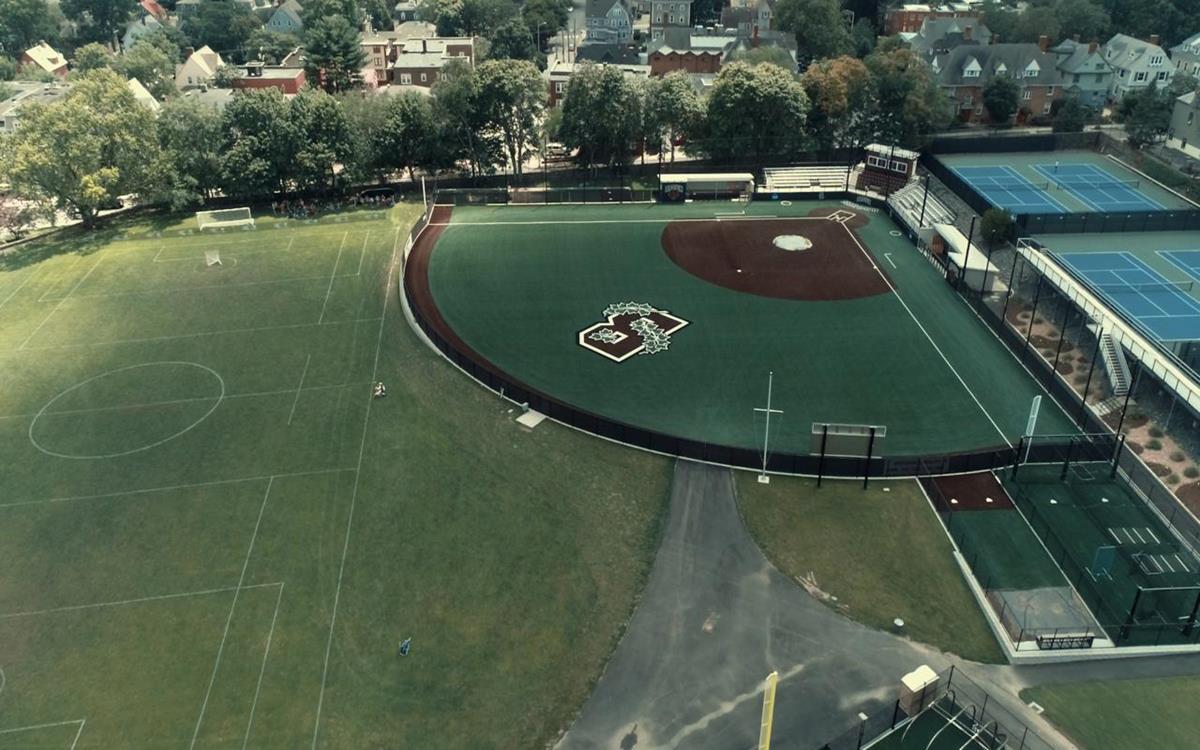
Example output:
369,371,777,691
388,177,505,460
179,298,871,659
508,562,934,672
977,179,1050,191
1051,177,1141,191
1090,279,1195,295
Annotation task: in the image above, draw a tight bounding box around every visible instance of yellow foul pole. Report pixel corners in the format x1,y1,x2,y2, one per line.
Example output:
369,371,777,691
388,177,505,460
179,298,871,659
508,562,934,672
757,671,779,750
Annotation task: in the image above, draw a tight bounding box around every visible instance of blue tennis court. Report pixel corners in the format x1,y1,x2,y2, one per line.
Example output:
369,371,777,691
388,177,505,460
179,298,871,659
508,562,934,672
1033,162,1164,212
951,165,1067,214
1056,251,1200,341
1160,250,1200,285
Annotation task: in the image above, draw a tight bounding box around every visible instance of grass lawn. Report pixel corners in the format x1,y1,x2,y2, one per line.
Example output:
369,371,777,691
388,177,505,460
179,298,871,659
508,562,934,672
1021,677,1200,750
738,474,1004,663
0,203,671,748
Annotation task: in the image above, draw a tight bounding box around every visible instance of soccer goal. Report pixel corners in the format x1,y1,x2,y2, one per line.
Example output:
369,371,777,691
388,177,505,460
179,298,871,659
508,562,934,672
196,207,256,231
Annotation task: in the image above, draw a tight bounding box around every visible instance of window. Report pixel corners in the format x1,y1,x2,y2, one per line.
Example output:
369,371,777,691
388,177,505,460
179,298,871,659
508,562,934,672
1158,71,1168,80
1022,89,1032,100
867,155,887,168
1150,54,1163,67
400,72,412,84
1043,101,1053,114
1135,71,1147,82
554,81,565,93
890,160,907,174
963,67,979,78
962,94,973,105
1073,73,1080,83
420,72,427,82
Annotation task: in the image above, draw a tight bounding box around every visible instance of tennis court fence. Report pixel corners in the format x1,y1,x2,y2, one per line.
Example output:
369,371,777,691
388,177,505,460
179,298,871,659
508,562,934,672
814,665,1056,750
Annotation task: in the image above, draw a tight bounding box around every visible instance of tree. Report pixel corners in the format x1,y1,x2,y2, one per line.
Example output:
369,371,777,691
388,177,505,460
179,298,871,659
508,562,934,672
362,0,393,30
1053,0,1109,44
1012,6,1060,44
1121,83,1174,149
559,63,643,168
982,76,1020,125
61,0,137,44
980,208,1014,248
72,42,116,73
0,0,57,51
301,0,361,23
474,59,543,174
727,45,796,70
245,28,301,65
775,0,852,66
186,1,261,62
801,55,875,150
0,55,16,80
219,87,296,196
696,61,808,159
157,97,224,206
289,88,354,189
691,0,722,23
304,15,367,93
522,0,570,46
118,40,175,99
648,70,702,162
1051,94,1087,132
431,59,498,174
1,69,163,227
488,17,543,67
864,45,949,145
372,91,435,178
0,196,50,240
852,17,876,57
978,0,1016,43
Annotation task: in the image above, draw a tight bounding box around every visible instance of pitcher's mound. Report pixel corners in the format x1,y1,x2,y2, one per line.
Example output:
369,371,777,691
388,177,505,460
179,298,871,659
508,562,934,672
773,235,812,252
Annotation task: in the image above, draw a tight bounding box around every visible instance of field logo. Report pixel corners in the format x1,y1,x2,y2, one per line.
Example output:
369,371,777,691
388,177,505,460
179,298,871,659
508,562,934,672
578,302,689,362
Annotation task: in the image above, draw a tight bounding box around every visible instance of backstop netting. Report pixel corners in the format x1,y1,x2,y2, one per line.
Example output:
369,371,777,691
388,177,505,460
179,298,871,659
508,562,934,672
196,207,255,231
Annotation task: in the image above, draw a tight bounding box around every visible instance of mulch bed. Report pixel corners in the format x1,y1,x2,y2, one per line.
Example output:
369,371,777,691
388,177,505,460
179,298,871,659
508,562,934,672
660,213,891,301
929,472,1015,511
1176,482,1200,516
1146,461,1172,478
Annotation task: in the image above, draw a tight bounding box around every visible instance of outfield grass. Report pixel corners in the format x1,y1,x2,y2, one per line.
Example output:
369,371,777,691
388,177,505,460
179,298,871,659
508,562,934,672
1022,677,1200,750
0,204,671,748
738,474,1004,663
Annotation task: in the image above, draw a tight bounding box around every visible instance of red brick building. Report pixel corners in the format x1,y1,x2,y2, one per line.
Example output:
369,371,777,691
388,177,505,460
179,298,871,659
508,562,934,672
884,3,974,35
231,63,306,94
932,41,1064,124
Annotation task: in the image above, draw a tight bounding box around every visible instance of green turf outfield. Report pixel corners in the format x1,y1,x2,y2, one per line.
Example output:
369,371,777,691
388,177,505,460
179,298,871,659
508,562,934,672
0,206,672,748
1022,676,1200,750
425,201,1078,457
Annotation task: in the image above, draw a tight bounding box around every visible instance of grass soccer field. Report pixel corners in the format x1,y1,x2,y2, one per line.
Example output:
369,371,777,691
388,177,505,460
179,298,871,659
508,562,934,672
413,200,1077,460
0,205,672,748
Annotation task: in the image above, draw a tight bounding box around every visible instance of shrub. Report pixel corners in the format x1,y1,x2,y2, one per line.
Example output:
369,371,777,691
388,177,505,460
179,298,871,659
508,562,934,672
1169,473,1181,485
1150,426,1165,438
1130,441,1145,454
1185,466,1199,479
1147,439,1163,450
1171,450,1186,462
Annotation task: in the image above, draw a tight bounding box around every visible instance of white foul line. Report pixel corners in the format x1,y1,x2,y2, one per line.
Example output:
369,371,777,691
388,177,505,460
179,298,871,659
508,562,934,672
287,355,312,425
190,477,274,749
317,232,349,324
355,230,371,276
242,582,285,749
311,211,405,748
0,582,280,620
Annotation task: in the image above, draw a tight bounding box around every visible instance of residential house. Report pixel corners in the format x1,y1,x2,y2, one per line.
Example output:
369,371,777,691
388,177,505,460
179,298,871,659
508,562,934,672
908,16,989,61
231,62,307,93
394,1,420,22
720,0,772,40
1167,90,1200,158
392,21,438,39
266,0,305,34
546,61,650,106
932,40,1064,124
585,0,633,45
1050,39,1112,110
0,81,70,134
1171,32,1200,77
127,78,161,112
389,36,475,87
139,0,168,21
180,87,236,110
20,42,68,78
175,45,225,90
649,0,691,43
234,0,275,12
576,42,643,64
726,30,796,68
361,30,394,84
122,14,164,51
175,0,202,20
1104,33,1173,100
884,2,975,35
648,27,733,76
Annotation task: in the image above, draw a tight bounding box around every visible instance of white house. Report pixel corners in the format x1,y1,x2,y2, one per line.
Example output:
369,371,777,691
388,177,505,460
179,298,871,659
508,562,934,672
1171,32,1200,77
174,46,225,90
1104,33,1174,100
122,14,163,51
584,0,633,45
265,0,304,34
127,78,161,112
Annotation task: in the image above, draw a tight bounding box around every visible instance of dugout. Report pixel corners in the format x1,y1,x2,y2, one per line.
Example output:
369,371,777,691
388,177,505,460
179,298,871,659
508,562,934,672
659,173,754,202
922,223,1004,293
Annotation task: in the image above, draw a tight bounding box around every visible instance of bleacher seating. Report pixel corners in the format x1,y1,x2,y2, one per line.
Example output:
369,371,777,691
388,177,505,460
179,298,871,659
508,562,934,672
887,180,956,230
762,166,851,193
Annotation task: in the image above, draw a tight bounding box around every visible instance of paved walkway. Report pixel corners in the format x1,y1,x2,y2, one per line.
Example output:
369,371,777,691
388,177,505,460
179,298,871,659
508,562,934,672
558,461,954,750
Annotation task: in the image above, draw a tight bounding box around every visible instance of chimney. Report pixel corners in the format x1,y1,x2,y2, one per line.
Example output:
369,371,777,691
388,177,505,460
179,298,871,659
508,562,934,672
185,46,195,58
1038,34,1049,52
752,23,759,48
1073,34,1080,42
963,25,972,41
1150,34,1160,46
1088,40,1098,54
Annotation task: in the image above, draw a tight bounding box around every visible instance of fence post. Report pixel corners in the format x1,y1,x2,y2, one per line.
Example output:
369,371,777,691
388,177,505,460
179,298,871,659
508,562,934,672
1077,328,1103,428
862,426,877,490
1111,434,1126,479
1001,249,1023,323
1050,304,1074,375
918,175,931,228
1022,274,1045,350
817,424,829,488
958,216,977,291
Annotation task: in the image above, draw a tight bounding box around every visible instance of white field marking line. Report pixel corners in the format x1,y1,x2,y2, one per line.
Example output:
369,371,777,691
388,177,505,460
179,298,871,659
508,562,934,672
36,255,83,303
1133,527,1147,544
152,237,296,263
287,355,312,425
0,467,354,510
0,665,5,697
190,477,274,749
1108,527,1122,544
152,244,167,262
42,272,364,303
20,259,101,350
0,719,86,745
354,230,371,276
1176,553,1189,571
0,582,280,620
317,232,349,324
839,222,1010,447
0,265,43,313
432,215,816,227
0,382,357,422
18,316,383,351
242,581,285,750
311,210,404,748
883,252,897,269
1148,528,1161,544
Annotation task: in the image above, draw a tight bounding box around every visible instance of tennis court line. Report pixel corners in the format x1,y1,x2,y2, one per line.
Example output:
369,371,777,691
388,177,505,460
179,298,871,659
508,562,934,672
0,467,356,510
1158,250,1200,285
839,223,1011,446
0,581,281,620
1033,162,1164,212
997,166,1071,213
311,207,405,749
